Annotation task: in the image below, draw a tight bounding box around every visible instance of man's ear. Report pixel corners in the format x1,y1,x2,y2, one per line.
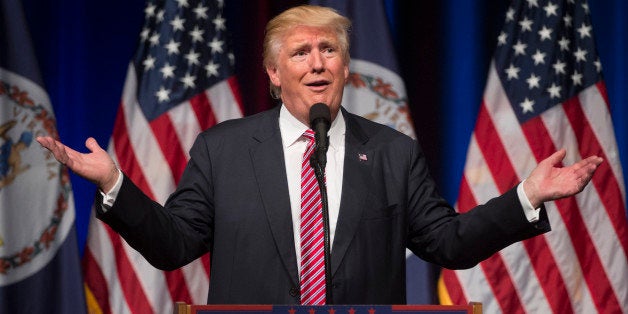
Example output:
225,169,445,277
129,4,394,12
266,66,281,87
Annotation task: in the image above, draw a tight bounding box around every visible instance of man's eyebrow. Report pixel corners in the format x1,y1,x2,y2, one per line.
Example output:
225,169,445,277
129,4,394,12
317,37,337,46
291,42,311,50
285,36,337,52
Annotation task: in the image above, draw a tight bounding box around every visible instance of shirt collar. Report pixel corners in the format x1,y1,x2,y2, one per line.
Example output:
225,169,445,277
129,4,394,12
279,104,346,149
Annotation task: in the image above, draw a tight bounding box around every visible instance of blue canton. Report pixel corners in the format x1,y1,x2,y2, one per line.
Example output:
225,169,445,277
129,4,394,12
495,0,602,123
133,0,234,121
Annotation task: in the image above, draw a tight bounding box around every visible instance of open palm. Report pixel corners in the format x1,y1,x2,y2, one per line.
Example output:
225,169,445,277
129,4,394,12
36,136,119,192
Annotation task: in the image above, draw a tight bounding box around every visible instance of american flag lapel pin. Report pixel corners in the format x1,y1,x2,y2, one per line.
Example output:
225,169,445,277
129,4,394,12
358,153,368,161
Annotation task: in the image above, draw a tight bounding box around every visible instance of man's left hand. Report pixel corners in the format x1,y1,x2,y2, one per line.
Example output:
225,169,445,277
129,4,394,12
523,149,603,208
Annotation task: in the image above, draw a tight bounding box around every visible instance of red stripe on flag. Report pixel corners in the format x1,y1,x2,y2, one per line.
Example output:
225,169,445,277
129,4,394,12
82,248,113,314
201,253,211,278
227,76,244,114
149,113,188,185
474,105,519,188
475,104,574,313
112,104,156,200
480,254,525,314
163,269,194,306
456,176,477,213
105,224,153,313
518,116,555,159
562,96,628,253
190,91,216,131
441,268,467,305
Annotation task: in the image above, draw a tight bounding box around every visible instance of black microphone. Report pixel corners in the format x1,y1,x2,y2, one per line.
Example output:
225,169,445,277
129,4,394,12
309,103,331,169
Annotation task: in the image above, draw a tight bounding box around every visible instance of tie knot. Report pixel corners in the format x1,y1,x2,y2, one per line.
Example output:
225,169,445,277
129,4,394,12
303,129,315,140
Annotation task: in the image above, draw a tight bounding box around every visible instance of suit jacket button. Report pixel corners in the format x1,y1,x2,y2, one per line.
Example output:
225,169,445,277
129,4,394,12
289,287,300,298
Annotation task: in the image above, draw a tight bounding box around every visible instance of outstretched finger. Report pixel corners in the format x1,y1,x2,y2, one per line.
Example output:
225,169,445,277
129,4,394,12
35,136,54,150
36,136,73,165
572,156,603,175
52,141,71,165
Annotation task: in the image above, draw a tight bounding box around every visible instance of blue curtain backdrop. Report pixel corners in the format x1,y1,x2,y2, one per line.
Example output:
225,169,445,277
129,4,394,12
21,0,627,302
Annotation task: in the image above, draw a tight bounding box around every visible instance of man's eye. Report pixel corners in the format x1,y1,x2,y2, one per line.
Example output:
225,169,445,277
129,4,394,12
294,51,307,57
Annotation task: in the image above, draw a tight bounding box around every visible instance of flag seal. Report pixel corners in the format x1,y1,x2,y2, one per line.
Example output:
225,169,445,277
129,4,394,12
0,69,74,285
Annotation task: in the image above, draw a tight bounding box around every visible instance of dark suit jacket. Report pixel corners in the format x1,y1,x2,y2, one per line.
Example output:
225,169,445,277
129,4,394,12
98,106,550,304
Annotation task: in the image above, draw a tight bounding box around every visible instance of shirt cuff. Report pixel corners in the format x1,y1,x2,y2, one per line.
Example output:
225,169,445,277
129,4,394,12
99,169,123,212
517,180,541,223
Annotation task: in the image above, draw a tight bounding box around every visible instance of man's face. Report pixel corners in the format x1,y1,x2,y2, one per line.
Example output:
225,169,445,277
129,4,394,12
266,25,349,126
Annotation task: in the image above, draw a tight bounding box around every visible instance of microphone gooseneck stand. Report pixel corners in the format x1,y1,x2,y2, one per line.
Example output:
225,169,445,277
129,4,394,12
308,102,333,304
310,149,333,304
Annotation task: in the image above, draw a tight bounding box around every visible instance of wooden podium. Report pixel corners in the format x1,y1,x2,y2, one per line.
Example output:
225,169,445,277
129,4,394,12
174,303,482,314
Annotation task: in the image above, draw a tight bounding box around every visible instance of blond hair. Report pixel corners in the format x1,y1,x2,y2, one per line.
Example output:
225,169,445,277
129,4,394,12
263,5,351,99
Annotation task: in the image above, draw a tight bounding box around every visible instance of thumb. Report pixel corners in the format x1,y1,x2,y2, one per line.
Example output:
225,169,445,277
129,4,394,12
543,148,566,167
84,137,102,153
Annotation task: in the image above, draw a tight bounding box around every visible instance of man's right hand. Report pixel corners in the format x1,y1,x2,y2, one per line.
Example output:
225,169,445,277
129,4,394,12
36,136,119,193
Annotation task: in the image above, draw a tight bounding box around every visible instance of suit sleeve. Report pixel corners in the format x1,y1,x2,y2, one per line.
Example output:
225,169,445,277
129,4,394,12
405,140,551,269
96,135,215,270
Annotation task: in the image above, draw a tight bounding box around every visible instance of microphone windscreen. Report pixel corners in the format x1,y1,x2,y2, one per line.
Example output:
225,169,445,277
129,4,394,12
309,103,331,127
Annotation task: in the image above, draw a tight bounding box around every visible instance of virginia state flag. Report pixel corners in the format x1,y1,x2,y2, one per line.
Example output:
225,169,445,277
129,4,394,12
309,0,434,304
0,1,87,312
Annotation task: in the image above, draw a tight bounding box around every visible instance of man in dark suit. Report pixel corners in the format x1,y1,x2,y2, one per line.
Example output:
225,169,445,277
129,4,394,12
37,5,602,305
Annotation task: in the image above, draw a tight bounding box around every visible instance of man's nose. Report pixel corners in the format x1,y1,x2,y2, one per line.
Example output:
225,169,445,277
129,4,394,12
310,51,325,73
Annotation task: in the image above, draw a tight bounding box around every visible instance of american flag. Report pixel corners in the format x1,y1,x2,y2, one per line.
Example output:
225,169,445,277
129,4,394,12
82,0,242,313
439,0,628,313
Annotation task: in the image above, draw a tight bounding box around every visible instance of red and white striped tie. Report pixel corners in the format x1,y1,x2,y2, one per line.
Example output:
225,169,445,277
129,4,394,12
300,129,326,305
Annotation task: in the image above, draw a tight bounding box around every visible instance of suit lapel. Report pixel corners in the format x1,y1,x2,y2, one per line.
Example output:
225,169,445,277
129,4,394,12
250,107,299,287
331,110,372,277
